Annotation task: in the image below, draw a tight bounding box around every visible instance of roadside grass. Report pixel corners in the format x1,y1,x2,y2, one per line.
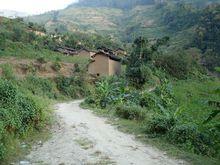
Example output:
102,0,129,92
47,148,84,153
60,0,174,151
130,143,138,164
2,123,52,165
0,64,89,163
80,104,219,165
172,79,220,124
80,78,220,165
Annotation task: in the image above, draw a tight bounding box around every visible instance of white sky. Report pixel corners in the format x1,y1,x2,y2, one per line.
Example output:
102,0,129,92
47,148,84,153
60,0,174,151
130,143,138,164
0,0,78,15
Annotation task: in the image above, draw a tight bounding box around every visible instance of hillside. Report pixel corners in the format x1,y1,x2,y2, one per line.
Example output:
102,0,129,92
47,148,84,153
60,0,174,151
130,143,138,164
26,0,220,43
25,4,162,42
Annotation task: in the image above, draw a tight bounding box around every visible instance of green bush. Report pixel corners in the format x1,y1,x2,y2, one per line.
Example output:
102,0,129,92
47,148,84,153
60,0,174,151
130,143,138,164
169,124,217,156
24,76,57,99
0,143,5,160
51,61,61,72
0,78,47,160
0,79,17,105
140,79,175,112
17,95,41,129
55,76,86,98
115,104,146,120
140,91,159,109
146,114,175,134
36,56,47,64
1,64,15,80
0,33,6,51
155,52,196,79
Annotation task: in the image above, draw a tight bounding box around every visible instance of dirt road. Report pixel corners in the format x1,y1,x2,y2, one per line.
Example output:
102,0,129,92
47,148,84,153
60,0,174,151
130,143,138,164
24,101,185,165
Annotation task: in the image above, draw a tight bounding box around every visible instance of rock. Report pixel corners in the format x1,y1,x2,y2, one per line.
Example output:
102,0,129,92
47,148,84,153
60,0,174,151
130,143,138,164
19,160,30,165
37,141,43,146
21,142,27,148
136,135,143,138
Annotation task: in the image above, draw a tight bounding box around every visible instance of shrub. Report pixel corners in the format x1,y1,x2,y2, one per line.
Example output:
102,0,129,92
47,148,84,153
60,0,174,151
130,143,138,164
0,78,48,160
36,56,47,64
92,77,130,108
0,79,17,105
169,124,217,156
146,114,175,134
140,91,159,109
140,64,154,83
0,33,6,51
140,80,175,112
74,63,80,73
17,94,41,129
24,76,56,99
115,104,146,120
0,143,5,160
155,52,195,79
55,76,86,98
52,61,61,72
1,64,15,80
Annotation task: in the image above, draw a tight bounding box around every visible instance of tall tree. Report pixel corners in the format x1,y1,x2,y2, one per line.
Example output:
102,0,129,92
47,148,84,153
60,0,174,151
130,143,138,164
126,36,169,86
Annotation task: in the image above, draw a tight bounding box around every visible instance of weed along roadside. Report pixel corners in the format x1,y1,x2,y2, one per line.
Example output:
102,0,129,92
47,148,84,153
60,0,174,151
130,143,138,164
81,37,220,165
82,78,220,165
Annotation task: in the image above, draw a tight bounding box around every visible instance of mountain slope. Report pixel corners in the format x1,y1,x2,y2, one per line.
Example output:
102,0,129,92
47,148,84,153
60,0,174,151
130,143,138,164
26,5,164,42
72,0,155,9
26,0,220,44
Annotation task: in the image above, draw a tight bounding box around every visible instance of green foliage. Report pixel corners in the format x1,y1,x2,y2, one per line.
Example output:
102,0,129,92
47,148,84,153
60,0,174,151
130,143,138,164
146,114,175,134
36,56,47,64
0,78,47,160
115,104,146,120
23,76,57,99
0,64,15,80
52,60,61,72
155,51,198,79
85,77,142,108
126,37,169,86
74,0,155,9
169,123,217,156
55,75,87,99
194,4,220,53
0,33,6,51
162,3,200,31
84,76,220,157
215,67,220,73
202,50,220,71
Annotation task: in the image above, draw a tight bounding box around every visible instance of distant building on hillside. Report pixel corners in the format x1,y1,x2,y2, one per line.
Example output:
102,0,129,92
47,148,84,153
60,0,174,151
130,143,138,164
88,51,121,76
77,48,96,58
56,47,95,57
114,48,127,57
56,47,78,56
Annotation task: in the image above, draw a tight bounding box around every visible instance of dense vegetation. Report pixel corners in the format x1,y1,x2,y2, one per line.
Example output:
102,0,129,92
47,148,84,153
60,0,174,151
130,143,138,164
0,17,92,162
83,36,220,164
72,0,155,9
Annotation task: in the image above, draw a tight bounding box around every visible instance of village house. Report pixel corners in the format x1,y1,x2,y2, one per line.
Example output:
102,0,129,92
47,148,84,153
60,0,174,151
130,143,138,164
56,47,78,56
77,48,96,58
114,48,127,57
88,51,121,76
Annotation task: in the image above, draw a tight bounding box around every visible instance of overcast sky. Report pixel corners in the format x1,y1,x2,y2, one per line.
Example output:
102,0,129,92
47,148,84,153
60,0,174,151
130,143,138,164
0,0,78,15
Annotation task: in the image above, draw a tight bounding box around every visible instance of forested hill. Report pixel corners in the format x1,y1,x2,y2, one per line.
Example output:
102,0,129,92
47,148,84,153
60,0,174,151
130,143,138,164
26,0,220,43
70,0,220,9
69,0,155,9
